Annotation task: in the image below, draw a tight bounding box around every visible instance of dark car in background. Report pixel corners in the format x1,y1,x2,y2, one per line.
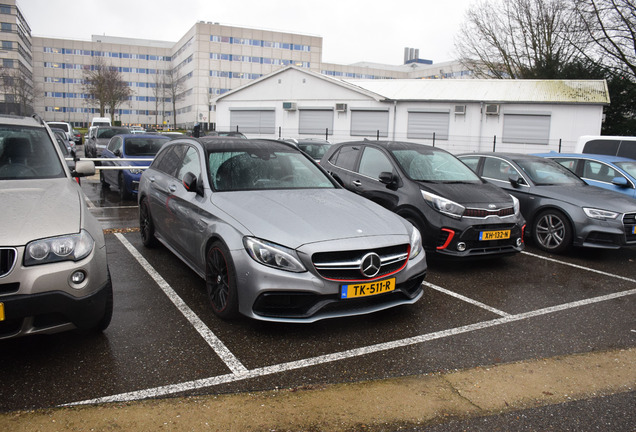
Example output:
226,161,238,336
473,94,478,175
0,114,113,339
138,138,427,322
84,126,131,158
283,138,332,163
534,152,636,199
206,130,247,138
321,141,525,258
100,134,170,200
458,152,636,253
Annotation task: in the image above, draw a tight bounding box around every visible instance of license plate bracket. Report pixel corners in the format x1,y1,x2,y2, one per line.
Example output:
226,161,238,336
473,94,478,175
341,278,395,299
479,229,511,241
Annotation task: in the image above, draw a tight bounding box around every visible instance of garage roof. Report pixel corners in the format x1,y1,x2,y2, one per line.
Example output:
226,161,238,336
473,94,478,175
342,78,610,104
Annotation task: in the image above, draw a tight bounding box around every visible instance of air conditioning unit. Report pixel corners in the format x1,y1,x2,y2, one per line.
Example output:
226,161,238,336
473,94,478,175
485,104,500,115
454,105,466,115
335,103,348,112
282,102,297,111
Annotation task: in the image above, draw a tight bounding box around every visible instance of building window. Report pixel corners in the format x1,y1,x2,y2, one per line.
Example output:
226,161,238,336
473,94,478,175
502,113,551,145
407,110,450,140
351,109,389,137
299,109,333,135
1,22,11,32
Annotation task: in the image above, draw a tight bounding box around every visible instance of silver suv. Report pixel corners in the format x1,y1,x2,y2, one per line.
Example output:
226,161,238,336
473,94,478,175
0,114,113,339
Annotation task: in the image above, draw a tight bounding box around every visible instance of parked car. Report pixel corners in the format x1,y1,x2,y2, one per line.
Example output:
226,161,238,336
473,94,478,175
46,121,74,145
283,138,332,163
85,126,131,158
160,131,185,139
574,135,636,160
138,138,427,322
458,152,636,253
0,114,113,339
321,140,525,258
49,127,73,154
100,134,170,200
206,131,247,139
534,152,636,199
71,128,83,145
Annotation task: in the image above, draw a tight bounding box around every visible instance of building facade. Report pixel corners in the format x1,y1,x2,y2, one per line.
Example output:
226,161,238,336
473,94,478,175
2,0,471,129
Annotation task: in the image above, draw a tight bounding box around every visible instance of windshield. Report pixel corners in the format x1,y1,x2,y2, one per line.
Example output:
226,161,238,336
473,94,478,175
209,149,335,191
97,127,131,139
0,126,65,179
616,161,636,179
391,147,481,183
514,158,585,186
297,143,330,160
124,137,169,156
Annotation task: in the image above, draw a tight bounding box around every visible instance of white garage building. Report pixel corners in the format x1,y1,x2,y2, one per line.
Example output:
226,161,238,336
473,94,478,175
213,66,610,154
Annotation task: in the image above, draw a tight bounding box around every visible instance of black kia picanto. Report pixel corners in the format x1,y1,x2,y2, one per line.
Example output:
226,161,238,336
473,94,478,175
321,140,526,258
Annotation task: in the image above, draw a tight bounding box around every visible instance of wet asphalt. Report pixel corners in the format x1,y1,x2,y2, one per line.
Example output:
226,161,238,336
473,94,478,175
1,150,635,429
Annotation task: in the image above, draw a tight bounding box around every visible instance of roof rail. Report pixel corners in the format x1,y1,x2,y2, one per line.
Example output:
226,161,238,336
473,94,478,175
32,113,46,126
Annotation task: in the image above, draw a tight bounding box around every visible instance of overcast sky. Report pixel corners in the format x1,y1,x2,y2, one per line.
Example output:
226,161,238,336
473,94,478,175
19,0,477,65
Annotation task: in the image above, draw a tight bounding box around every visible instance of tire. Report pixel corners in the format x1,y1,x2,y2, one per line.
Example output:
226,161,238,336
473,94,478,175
119,172,131,201
139,198,158,247
532,209,572,253
100,169,110,189
205,241,239,319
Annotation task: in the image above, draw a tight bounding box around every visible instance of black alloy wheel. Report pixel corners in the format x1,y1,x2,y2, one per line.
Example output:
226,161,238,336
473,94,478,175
139,198,158,247
206,241,239,319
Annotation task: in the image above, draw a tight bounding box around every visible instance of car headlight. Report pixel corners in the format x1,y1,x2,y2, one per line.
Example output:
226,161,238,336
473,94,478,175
25,230,95,266
510,194,520,215
244,237,306,272
583,207,619,220
409,226,423,260
128,168,144,175
421,190,465,219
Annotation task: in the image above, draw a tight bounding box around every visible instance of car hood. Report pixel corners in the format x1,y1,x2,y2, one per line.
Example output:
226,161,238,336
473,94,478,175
0,179,83,246
529,184,636,213
211,189,410,249
419,181,513,207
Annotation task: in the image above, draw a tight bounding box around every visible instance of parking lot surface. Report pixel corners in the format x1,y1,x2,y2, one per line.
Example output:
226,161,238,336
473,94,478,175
1,172,635,430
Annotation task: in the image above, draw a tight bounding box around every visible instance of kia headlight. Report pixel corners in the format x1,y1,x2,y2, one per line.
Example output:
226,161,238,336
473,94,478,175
583,207,619,220
421,190,465,219
244,237,306,272
510,194,520,215
25,230,95,266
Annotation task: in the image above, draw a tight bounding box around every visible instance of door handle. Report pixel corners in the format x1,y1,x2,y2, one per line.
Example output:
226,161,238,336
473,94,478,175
352,180,362,187
169,185,177,193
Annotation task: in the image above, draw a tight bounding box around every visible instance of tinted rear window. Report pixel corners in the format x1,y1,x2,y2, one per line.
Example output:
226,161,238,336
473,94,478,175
583,139,620,156
618,141,636,159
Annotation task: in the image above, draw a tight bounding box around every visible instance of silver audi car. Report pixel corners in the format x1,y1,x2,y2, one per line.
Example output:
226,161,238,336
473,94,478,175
0,114,113,339
138,138,427,323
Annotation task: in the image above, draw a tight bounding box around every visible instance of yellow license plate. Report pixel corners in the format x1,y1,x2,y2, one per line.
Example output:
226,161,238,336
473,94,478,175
479,230,511,241
341,278,395,299
0,302,4,321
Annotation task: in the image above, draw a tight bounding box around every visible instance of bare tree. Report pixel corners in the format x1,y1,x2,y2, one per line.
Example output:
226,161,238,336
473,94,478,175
455,0,587,78
83,57,132,122
164,68,185,129
572,0,636,80
151,69,164,127
0,66,36,115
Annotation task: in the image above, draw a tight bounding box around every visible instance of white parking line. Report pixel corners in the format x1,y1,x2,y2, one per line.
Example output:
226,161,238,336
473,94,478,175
67,285,636,406
114,233,248,376
423,281,511,317
522,251,636,283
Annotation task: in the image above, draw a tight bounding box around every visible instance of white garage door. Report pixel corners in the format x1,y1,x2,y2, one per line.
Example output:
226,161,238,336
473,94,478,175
299,109,333,135
230,109,275,134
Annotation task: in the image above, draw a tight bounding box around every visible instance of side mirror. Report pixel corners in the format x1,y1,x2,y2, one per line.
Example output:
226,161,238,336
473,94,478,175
182,172,203,196
611,176,629,188
378,171,400,189
508,174,522,187
114,149,122,157
72,160,96,177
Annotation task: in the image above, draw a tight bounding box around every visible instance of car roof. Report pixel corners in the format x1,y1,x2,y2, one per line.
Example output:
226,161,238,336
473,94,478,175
119,133,170,140
534,152,635,163
458,152,545,161
182,137,301,153
0,114,44,127
335,140,439,152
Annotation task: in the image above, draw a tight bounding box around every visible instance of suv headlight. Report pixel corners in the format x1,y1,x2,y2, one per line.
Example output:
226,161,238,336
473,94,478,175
244,237,306,272
421,190,465,219
409,226,423,260
583,207,619,220
25,230,95,266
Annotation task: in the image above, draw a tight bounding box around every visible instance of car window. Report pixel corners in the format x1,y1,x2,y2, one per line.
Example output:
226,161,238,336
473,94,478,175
210,149,334,191
615,161,636,179
0,126,65,179
392,148,481,182
552,158,578,173
124,137,168,156
153,144,187,178
107,136,122,153
177,146,201,181
297,143,330,160
514,158,584,186
97,128,131,139
582,161,622,183
329,145,360,171
459,156,480,173
358,146,393,179
583,139,620,156
482,157,522,182
618,140,636,159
